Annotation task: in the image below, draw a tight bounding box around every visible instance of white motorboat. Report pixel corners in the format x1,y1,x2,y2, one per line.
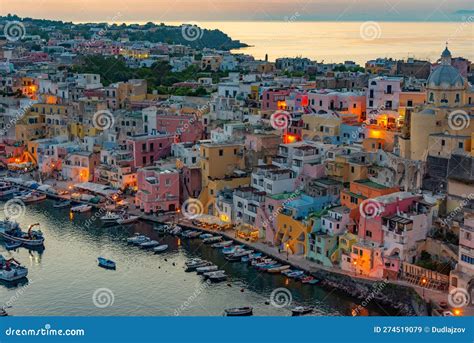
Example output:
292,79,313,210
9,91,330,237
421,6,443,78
186,260,212,272
16,192,46,203
140,240,159,249
0,182,18,199
127,234,148,244
203,236,222,244
71,204,92,213
116,214,139,225
153,244,168,253
100,211,121,224
0,221,44,247
0,255,28,281
196,265,218,274
211,240,233,248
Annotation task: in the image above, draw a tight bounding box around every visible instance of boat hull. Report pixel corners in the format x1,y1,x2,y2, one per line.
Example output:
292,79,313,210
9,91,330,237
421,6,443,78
0,232,44,247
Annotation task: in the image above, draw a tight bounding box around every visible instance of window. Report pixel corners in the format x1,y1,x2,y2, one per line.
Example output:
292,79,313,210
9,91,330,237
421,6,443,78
407,100,413,107
366,230,372,238
441,140,445,146
219,149,223,156
459,142,464,149
429,92,434,102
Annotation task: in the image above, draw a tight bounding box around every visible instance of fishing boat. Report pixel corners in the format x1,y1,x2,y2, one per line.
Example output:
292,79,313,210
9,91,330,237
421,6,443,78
127,234,148,244
53,200,71,208
254,259,277,268
0,255,28,281
186,261,212,272
116,214,139,225
153,244,168,253
185,258,203,267
97,257,116,270
301,276,319,284
241,252,262,263
140,240,159,249
222,245,244,255
223,307,253,317
211,240,233,248
203,236,222,244
267,265,290,273
100,211,121,224
225,249,253,261
258,263,281,271
199,233,213,239
287,270,305,279
4,241,22,250
208,271,227,282
16,191,46,203
0,182,19,199
70,204,92,213
196,265,218,274
291,306,314,316
0,221,44,247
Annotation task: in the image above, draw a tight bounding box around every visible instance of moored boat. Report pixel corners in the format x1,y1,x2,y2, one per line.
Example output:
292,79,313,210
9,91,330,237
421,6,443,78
98,257,116,270
0,182,19,199
127,234,149,244
53,200,71,208
153,244,168,253
222,245,244,255
186,260,212,272
0,221,44,247
116,214,139,225
16,191,46,203
301,276,319,284
0,255,28,281
70,204,92,213
241,252,262,263
140,240,159,249
208,271,227,282
100,211,121,224
267,265,290,273
196,265,218,274
287,270,305,279
223,307,253,317
203,236,222,244
4,241,22,250
291,306,314,316
225,249,253,261
199,233,213,239
211,240,233,248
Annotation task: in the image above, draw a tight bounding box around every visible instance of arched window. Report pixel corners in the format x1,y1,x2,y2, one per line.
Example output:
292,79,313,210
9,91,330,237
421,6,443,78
429,92,434,102
455,93,460,103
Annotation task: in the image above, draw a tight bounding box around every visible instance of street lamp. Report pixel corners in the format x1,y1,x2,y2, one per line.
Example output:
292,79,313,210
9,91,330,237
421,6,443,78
286,243,289,260
421,278,427,299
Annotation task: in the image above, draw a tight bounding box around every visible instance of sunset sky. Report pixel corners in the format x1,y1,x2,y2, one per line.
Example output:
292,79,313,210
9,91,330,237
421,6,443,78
1,0,473,23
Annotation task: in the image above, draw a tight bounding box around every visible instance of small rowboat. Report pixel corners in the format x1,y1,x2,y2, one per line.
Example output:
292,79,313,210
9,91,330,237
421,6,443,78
223,307,253,317
196,265,218,274
291,306,314,316
267,265,290,273
153,244,168,253
287,270,305,279
203,236,222,244
199,233,213,239
98,257,116,270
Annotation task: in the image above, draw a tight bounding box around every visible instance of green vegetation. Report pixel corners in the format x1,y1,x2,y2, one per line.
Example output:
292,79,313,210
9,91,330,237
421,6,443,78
71,55,227,95
415,251,452,275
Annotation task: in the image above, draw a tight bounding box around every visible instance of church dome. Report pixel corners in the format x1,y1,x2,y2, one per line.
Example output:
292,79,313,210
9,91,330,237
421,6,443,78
427,47,464,89
427,64,465,88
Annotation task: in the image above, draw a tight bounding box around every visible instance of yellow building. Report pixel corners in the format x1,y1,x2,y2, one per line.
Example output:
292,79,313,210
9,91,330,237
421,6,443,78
199,177,250,216
200,142,246,187
400,47,473,161
275,211,310,255
325,155,368,183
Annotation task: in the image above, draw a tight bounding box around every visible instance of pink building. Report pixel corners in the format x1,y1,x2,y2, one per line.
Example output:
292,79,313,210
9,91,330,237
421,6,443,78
126,133,174,169
261,88,291,111
156,113,204,143
306,89,366,119
135,166,180,214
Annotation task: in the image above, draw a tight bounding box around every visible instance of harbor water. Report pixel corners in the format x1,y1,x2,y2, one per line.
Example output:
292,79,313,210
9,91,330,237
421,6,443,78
0,200,394,316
